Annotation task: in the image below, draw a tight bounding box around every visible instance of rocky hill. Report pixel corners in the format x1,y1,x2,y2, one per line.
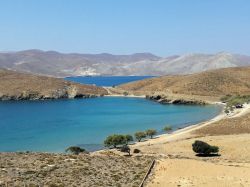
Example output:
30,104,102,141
0,69,107,100
118,67,250,102
0,50,250,77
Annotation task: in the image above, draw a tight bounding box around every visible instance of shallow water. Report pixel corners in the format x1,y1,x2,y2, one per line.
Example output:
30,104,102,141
0,97,221,152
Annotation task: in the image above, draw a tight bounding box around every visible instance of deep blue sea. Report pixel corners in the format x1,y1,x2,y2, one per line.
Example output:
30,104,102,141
0,97,221,152
65,76,154,86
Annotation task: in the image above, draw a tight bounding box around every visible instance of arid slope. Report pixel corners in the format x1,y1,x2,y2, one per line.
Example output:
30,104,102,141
119,67,250,100
134,110,250,187
0,152,152,187
0,69,107,100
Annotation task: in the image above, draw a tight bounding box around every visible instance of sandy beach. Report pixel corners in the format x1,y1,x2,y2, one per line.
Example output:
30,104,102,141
130,102,250,187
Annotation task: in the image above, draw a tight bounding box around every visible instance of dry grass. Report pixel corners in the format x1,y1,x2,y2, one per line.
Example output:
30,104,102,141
0,152,153,187
0,69,107,100
194,112,250,136
119,67,250,101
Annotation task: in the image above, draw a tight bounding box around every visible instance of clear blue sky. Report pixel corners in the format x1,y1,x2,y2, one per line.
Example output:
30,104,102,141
0,0,249,56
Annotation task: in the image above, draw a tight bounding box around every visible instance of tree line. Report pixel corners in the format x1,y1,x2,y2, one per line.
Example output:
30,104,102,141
104,125,172,148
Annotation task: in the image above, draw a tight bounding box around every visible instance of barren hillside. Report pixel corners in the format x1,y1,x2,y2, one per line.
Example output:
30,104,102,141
0,69,107,100
119,67,250,100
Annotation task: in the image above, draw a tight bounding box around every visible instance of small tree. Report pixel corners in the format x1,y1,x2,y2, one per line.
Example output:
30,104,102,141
163,125,172,133
134,131,146,142
120,145,131,156
145,129,157,139
124,134,133,145
133,149,141,153
104,134,126,148
123,91,129,96
192,140,219,156
65,146,86,155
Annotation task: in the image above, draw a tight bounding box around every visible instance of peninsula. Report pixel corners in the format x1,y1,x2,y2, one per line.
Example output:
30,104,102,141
0,69,107,100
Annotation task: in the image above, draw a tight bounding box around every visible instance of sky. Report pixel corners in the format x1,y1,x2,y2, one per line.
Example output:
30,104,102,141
0,0,249,56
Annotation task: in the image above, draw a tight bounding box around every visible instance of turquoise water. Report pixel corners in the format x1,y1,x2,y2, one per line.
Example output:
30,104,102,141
0,97,221,152
65,76,154,86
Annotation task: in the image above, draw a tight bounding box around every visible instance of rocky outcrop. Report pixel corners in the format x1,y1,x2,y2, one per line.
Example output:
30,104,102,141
146,95,206,105
0,90,98,101
0,69,107,101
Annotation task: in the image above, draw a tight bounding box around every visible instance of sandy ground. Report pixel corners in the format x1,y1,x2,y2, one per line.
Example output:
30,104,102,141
133,103,250,149
131,103,250,187
103,86,146,98
148,158,250,187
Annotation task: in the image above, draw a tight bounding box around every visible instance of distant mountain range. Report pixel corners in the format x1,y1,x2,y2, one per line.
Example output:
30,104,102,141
0,50,250,77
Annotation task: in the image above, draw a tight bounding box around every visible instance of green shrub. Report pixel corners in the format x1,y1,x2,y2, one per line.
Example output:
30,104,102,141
133,149,141,153
163,125,172,132
134,132,146,142
145,129,157,139
120,145,131,156
192,140,219,155
124,134,133,144
224,109,230,114
123,92,129,96
104,134,126,148
220,94,232,102
65,146,86,155
222,95,250,112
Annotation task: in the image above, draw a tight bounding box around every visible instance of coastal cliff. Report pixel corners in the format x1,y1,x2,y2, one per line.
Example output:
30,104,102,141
0,69,108,100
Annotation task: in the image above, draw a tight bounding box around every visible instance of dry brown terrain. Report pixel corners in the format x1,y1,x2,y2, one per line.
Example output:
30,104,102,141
131,109,250,187
194,112,250,136
148,158,250,187
1,67,250,186
144,133,250,187
119,67,250,101
0,69,107,100
0,152,153,187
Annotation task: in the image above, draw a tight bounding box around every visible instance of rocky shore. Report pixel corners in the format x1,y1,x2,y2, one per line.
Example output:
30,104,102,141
146,95,207,105
0,88,100,101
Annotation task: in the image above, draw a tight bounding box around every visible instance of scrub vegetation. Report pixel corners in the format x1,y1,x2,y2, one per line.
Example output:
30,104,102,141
221,95,250,113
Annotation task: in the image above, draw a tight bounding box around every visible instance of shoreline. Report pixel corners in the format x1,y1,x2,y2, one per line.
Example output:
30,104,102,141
104,94,146,98
143,103,250,187
132,102,250,150
94,102,225,154
0,97,225,154
2,97,247,154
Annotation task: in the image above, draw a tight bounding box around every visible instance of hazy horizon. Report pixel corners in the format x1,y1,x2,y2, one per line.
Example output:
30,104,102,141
0,0,249,56
0,49,249,58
